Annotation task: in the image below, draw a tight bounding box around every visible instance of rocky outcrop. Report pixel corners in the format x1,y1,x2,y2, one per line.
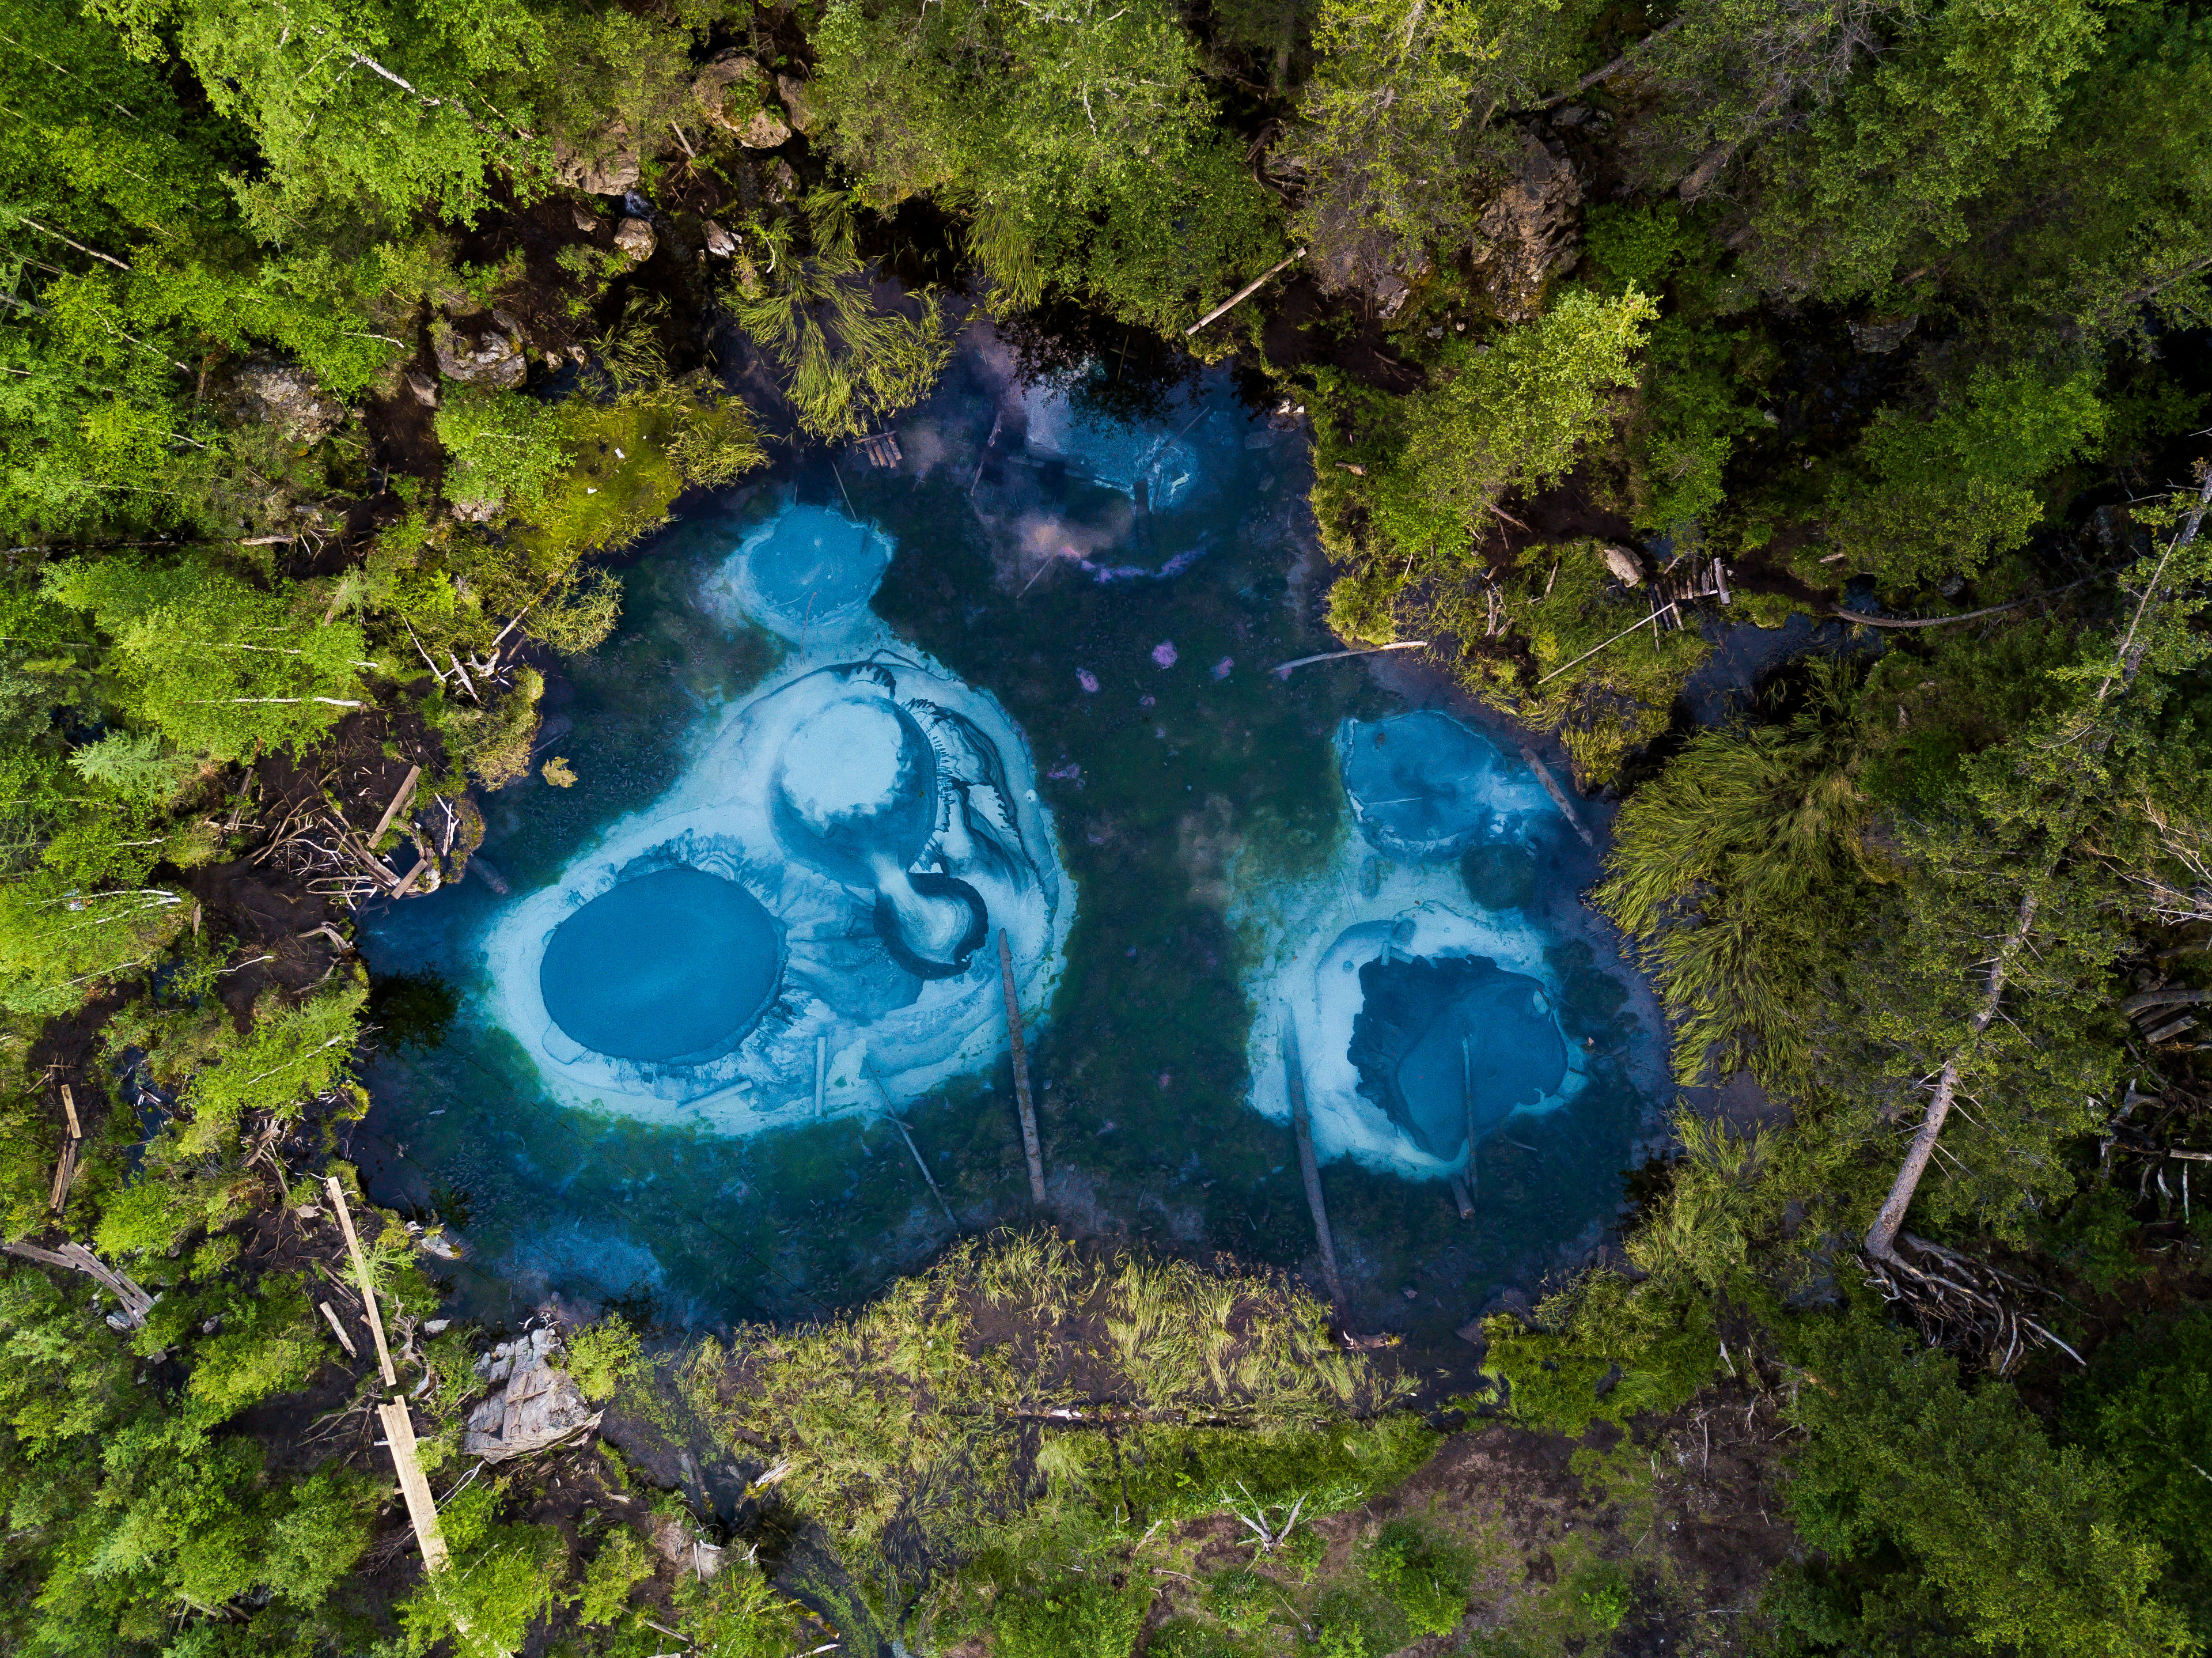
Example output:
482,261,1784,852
462,1325,601,1460
776,73,817,135
431,309,528,389
552,125,642,196
1849,313,1919,354
695,52,791,148
225,358,346,443
1469,130,1583,323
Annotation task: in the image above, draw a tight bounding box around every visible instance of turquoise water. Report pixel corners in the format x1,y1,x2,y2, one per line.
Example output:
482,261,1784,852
355,331,1665,1358
537,867,782,1064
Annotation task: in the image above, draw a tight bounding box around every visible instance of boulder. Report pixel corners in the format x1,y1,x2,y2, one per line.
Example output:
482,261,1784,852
703,219,739,258
1600,544,1646,587
1298,181,1430,318
735,105,791,149
1848,312,1920,354
462,1325,602,1460
696,52,791,148
226,358,346,444
551,124,641,196
570,202,600,234
767,158,800,204
776,73,817,135
402,370,438,408
1469,130,1583,323
431,313,528,389
613,217,657,262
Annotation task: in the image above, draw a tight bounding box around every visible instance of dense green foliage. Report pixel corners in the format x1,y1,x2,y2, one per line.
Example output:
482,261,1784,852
3,0,2212,1650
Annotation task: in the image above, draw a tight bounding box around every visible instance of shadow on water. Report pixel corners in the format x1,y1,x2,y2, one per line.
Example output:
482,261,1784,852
355,324,1668,1361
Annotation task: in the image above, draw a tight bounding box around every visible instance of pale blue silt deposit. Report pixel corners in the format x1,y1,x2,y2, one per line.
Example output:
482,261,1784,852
1239,710,1586,1180
483,491,1073,1131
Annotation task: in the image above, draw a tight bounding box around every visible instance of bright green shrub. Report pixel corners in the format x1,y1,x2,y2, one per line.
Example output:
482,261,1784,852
991,1576,1150,1658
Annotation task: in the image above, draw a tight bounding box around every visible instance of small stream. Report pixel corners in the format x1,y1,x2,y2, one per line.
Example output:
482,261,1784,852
356,325,1673,1360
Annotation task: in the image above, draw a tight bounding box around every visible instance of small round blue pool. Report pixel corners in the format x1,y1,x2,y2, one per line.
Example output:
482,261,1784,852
539,866,782,1064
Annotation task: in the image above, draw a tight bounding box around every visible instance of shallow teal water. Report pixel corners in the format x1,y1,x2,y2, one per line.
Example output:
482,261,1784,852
356,335,1665,1357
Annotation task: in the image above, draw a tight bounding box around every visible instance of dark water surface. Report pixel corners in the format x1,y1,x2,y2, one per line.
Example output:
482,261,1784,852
355,329,1668,1358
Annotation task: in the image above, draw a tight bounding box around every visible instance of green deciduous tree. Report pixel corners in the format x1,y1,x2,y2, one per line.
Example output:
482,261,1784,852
1822,365,2106,587
44,557,369,761
1284,0,1593,293
808,0,1283,328
1315,286,1656,645
90,0,550,229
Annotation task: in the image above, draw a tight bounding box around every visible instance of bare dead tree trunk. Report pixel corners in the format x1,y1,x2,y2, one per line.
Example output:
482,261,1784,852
1863,890,2039,1262
1865,464,2212,1260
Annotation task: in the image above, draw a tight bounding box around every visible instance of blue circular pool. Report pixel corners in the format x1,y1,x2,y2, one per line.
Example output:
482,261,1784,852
539,866,782,1064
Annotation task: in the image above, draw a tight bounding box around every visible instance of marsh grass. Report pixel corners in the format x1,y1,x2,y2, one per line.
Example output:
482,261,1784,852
671,1233,1412,1549
1429,538,1712,788
601,1233,1425,1652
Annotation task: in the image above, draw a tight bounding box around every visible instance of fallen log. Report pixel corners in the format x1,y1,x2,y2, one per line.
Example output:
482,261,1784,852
999,930,1047,1203
1281,1008,1347,1309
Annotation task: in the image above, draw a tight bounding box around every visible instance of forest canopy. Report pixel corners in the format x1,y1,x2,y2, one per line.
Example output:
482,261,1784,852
1,0,2210,1653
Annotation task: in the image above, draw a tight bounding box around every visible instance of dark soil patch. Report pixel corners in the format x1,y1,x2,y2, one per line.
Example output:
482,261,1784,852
1258,275,1423,393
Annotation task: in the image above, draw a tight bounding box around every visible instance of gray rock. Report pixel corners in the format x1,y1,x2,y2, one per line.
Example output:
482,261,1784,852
403,370,438,408
735,106,791,149
228,358,346,443
1848,312,1919,354
696,52,791,147
570,202,600,233
767,158,799,203
430,316,527,389
613,217,657,262
703,218,738,258
552,124,641,196
1601,544,1646,587
1470,130,1583,323
776,73,817,135
463,1330,601,1461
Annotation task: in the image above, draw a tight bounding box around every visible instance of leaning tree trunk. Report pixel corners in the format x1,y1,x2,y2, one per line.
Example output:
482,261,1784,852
1862,890,2039,1262
1863,464,2212,1261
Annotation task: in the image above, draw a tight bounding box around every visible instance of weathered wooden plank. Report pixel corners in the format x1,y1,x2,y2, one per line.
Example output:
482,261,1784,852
369,764,423,846
377,1399,450,1572
325,1177,399,1387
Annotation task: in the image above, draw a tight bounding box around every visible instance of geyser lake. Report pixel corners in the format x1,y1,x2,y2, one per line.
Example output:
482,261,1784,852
357,334,1668,1358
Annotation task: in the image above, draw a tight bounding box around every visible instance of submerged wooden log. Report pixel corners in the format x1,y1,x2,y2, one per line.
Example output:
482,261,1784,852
1281,1009,1347,1309
863,1061,960,1229
1518,746,1597,847
998,930,1047,1203
1461,1034,1480,1210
